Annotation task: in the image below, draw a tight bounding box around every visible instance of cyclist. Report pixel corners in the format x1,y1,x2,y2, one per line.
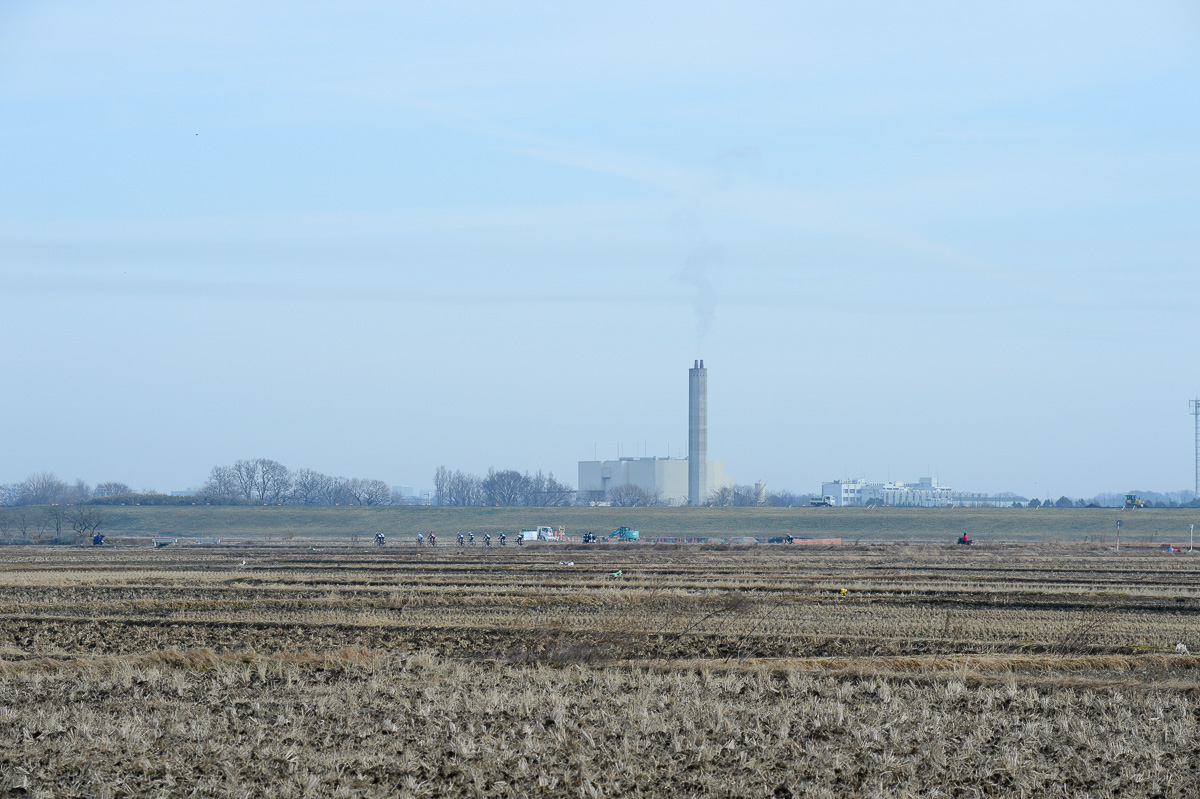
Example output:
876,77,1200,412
458,533,465,547
484,533,491,547
499,532,506,547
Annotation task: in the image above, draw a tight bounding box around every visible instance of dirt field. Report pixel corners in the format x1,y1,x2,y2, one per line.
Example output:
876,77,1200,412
2,541,1198,796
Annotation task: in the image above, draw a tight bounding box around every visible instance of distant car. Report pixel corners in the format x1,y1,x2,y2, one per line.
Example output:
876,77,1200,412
768,535,795,544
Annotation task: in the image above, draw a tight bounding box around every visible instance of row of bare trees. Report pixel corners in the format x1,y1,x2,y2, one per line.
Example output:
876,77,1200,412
0,473,136,506
200,459,396,506
0,505,105,542
433,466,573,507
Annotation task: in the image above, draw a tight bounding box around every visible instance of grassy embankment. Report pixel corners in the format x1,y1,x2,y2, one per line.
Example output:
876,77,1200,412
63,504,1200,545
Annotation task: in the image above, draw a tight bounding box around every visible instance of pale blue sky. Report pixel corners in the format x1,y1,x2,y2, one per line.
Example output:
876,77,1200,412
2,1,1198,499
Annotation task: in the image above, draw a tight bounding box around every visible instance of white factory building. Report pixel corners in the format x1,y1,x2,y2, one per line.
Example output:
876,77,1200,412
578,457,732,506
820,477,1017,507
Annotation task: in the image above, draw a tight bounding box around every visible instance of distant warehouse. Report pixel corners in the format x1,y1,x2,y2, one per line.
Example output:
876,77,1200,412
820,477,1023,508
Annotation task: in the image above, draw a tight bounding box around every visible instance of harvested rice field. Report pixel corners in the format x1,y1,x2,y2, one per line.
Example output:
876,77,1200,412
1,541,1198,797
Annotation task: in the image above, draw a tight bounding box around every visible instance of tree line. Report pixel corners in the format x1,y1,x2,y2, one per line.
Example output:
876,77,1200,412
0,473,136,507
0,462,402,508
433,466,573,507
200,459,396,505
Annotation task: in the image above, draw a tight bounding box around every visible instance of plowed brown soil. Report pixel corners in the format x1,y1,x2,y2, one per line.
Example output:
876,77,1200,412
1,542,1197,797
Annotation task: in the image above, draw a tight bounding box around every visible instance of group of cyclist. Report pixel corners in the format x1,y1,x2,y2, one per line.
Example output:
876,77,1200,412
409,531,521,547
454,531,518,547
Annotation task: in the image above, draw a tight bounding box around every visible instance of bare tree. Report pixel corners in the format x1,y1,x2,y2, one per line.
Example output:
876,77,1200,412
765,490,808,507
711,485,735,506
483,469,530,506
341,478,392,505
358,479,392,506
94,482,133,498
65,480,92,504
201,466,240,504
229,459,291,502
608,484,652,507
732,484,760,507
254,459,291,503
434,466,450,506
433,468,484,506
17,472,68,505
528,471,574,507
45,507,65,539
328,477,353,506
290,469,332,505
67,506,104,542
231,459,258,500
0,484,19,506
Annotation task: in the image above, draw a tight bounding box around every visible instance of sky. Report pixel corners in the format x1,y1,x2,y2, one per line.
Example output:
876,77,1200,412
2,1,1199,500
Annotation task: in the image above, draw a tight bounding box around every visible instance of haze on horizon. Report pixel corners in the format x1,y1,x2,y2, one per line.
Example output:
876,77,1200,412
2,1,1198,501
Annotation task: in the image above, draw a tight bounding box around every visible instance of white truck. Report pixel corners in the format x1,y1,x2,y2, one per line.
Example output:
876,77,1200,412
520,526,563,542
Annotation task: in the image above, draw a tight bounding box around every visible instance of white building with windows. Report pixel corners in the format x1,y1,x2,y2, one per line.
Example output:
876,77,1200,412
820,477,1018,507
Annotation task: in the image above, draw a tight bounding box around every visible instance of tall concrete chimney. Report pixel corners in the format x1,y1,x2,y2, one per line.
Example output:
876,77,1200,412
688,360,708,505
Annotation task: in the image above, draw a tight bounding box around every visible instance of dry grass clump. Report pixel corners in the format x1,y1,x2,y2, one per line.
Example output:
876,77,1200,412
2,648,1198,798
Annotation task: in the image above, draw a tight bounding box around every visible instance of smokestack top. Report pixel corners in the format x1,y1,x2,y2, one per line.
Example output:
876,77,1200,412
700,359,704,368
694,360,698,368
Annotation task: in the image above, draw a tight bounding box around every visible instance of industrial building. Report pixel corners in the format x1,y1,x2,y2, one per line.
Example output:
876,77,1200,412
819,477,1020,507
577,456,731,506
577,360,733,505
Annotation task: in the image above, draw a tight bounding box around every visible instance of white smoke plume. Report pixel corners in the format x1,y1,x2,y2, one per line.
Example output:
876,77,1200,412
676,241,725,345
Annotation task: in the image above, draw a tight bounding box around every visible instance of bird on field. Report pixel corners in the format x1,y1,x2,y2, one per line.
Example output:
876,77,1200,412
240,559,246,566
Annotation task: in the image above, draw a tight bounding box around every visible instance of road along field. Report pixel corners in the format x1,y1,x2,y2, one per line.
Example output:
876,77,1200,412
1,542,1199,797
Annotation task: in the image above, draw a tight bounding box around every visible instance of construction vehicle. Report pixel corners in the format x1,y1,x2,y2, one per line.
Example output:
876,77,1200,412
1124,493,1148,509
810,495,834,507
607,526,640,542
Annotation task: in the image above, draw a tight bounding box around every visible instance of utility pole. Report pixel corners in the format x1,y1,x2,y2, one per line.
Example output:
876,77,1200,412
1116,519,1122,553
1190,523,1194,554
